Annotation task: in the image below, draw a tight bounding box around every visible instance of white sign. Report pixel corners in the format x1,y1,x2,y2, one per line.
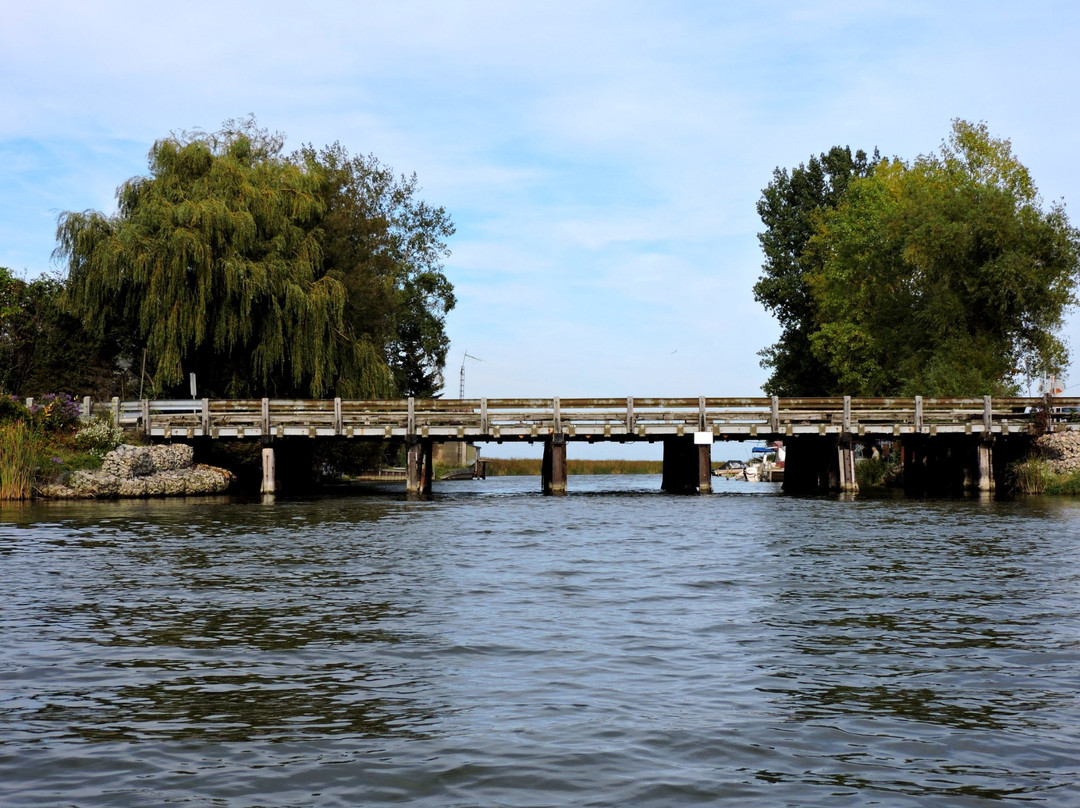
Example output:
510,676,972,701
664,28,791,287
693,431,713,445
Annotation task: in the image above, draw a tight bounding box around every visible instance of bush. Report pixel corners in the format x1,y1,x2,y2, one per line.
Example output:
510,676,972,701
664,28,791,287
30,393,80,433
73,419,123,458
0,395,30,424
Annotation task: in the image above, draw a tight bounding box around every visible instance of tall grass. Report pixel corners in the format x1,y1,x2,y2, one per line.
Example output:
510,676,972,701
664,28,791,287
1008,457,1055,495
0,421,36,500
485,458,664,476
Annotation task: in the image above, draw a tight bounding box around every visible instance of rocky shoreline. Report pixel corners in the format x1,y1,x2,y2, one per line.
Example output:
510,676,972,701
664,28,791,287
39,444,234,499
1034,430,1080,475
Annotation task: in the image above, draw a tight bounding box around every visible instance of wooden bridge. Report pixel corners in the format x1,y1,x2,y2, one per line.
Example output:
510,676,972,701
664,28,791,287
76,394,1078,496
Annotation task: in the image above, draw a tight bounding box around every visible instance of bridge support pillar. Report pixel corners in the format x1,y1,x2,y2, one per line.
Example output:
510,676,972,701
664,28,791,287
542,434,567,495
698,443,713,494
977,440,995,493
662,437,706,493
406,439,435,496
261,441,276,495
838,438,859,493
782,435,837,495
423,440,434,495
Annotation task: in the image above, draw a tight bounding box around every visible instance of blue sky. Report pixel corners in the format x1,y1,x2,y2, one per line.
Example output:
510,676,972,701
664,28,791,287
2,1,1079,457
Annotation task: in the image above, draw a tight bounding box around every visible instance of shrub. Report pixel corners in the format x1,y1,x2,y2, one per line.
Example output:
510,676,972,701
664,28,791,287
30,393,80,433
74,419,123,458
0,395,30,424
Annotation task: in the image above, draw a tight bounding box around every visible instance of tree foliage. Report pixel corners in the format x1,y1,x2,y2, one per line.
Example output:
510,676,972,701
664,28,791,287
753,146,877,395
55,119,455,399
0,268,119,398
756,121,1080,397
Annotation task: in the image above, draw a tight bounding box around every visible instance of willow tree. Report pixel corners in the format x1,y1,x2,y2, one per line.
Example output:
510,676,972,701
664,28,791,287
55,121,450,399
806,121,1079,396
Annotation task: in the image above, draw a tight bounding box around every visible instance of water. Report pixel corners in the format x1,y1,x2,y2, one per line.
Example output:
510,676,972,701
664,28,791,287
2,476,1079,807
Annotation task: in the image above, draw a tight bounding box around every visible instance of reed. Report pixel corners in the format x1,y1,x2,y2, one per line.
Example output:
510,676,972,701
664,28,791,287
0,421,36,500
1008,457,1054,495
485,458,664,476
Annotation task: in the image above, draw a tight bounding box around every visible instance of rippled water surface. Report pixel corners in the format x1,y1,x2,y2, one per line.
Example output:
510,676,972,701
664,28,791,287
2,476,1080,806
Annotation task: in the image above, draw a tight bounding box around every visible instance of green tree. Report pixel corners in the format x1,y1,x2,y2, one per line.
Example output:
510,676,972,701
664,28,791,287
753,146,877,395
305,143,455,398
0,268,119,398
807,121,1079,396
56,119,455,399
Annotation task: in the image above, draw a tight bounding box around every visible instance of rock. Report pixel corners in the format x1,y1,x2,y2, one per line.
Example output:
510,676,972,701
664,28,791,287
1035,431,1080,475
38,443,233,500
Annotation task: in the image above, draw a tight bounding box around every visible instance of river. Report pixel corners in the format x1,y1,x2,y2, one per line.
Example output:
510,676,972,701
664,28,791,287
2,476,1079,807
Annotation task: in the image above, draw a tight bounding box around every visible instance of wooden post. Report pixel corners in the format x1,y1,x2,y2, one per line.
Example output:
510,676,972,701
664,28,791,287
82,396,92,422
111,397,120,428
422,440,434,495
697,443,712,493
542,434,567,495
261,442,276,495
978,440,995,492
406,440,423,496
837,440,859,493
141,399,150,436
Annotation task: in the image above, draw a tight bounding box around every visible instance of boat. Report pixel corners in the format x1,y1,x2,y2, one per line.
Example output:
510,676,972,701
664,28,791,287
747,444,785,482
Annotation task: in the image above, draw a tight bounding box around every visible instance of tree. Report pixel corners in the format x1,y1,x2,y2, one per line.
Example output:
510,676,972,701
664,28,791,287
753,146,877,395
56,119,455,399
0,268,119,398
806,121,1079,396
304,143,455,398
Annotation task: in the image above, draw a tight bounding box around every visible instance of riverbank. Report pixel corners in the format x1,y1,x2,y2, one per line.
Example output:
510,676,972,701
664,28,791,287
37,444,233,499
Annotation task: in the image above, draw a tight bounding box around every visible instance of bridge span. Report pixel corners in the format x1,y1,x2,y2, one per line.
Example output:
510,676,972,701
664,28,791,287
70,394,1080,496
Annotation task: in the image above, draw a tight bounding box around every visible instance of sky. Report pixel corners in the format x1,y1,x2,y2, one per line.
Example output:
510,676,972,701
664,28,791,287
2,1,1079,459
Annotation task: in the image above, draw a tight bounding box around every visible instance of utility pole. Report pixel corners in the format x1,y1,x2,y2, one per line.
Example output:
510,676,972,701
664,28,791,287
459,351,483,399
458,352,482,467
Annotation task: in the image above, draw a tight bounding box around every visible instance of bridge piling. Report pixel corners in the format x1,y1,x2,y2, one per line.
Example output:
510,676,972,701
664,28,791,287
407,440,422,496
662,437,707,493
261,440,276,495
542,434,567,495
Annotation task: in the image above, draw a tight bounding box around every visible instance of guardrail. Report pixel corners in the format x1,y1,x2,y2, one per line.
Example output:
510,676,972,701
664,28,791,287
72,395,1080,441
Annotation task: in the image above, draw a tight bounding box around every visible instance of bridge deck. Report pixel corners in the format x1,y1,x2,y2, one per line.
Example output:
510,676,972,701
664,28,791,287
98,395,1080,442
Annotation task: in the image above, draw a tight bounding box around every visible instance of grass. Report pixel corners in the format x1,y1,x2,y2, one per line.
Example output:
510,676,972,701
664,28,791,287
484,458,664,476
0,421,37,500
1005,457,1080,495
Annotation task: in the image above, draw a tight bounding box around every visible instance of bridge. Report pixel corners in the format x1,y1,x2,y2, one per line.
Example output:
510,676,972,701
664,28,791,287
64,394,1077,496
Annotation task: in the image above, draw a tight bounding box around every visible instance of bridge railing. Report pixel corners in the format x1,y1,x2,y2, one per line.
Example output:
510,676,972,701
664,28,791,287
100,394,1080,440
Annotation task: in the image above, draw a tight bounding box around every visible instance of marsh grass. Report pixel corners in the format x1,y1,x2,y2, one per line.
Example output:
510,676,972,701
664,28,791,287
1008,457,1056,495
0,421,36,500
486,458,664,476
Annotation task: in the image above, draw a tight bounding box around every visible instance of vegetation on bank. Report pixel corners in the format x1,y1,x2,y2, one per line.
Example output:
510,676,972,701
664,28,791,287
1007,458,1080,496
0,395,123,500
484,459,665,476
